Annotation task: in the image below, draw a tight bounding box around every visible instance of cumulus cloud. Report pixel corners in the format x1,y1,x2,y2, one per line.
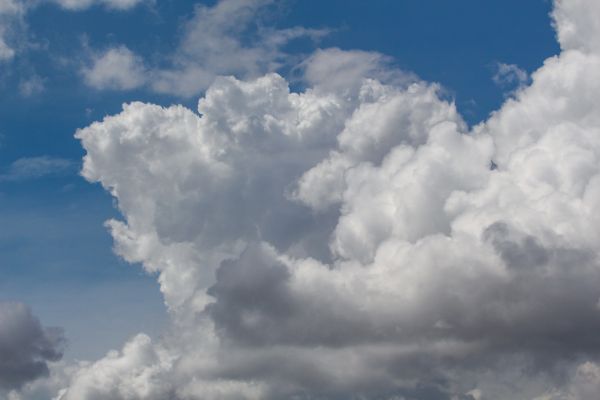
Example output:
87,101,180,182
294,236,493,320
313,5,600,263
552,0,600,53
49,0,147,11
0,156,76,181
54,334,174,400
0,303,65,391
81,45,146,90
24,0,600,399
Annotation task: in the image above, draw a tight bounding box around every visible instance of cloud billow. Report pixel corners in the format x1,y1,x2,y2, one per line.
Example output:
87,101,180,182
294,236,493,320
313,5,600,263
0,302,65,391
44,0,600,399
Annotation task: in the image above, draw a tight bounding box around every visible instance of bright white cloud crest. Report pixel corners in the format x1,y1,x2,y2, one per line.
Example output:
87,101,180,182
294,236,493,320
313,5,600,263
28,0,600,399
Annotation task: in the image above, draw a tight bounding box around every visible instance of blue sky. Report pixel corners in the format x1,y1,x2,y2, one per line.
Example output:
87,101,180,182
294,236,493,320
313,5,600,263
0,0,560,362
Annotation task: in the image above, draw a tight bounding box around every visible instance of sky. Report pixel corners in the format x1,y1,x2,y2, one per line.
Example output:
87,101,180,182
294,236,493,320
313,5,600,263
4,0,600,399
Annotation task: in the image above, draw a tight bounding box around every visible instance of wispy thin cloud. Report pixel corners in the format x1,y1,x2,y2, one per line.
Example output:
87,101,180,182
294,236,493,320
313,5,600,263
0,156,77,182
492,62,530,95
81,0,328,97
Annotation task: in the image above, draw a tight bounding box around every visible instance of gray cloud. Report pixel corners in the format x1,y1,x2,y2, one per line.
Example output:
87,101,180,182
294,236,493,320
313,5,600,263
0,302,65,390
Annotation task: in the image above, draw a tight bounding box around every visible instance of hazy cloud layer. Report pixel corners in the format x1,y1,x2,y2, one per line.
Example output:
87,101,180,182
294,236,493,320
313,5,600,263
0,303,64,391
21,0,600,399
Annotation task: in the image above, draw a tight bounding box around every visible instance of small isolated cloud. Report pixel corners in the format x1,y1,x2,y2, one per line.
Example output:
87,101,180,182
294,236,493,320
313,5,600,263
18,74,45,97
492,62,529,94
50,0,148,11
0,0,25,62
0,26,15,60
53,334,174,400
0,156,76,182
0,302,65,391
301,47,416,93
81,45,146,90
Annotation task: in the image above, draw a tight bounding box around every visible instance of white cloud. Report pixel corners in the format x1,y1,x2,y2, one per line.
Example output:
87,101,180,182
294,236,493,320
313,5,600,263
0,26,15,60
301,48,416,94
0,156,76,181
80,0,327,97
17,0,600,399
18,74,45,96
492,62,529,94
54,334,174,400
149,0,326,97
81,46,146,90
50,0,148,11
553,0,600,53
0,0,24,62
0,0,146,63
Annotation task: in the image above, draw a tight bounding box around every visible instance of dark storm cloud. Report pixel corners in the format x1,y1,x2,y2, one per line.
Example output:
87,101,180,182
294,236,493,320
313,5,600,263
0,302,65,390
206,244,295,346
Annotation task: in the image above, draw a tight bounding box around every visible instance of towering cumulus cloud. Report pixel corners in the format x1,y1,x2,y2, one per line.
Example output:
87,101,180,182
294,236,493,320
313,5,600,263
53,0,600,398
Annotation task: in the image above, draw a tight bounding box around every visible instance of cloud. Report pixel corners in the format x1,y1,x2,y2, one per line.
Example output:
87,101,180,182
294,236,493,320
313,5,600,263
0,0,25,62
492,62,529,94
0,303,65,391
566,362,600,400
50,0,148,11
301,48,416,94
149,0,326,97
0,23,15,60
81,45,146,90
81,0,328,97
18,73,45,96
0,156,76,181
0,0,146,64
21,0,600,399
552,0,600,53
53,334,174,400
